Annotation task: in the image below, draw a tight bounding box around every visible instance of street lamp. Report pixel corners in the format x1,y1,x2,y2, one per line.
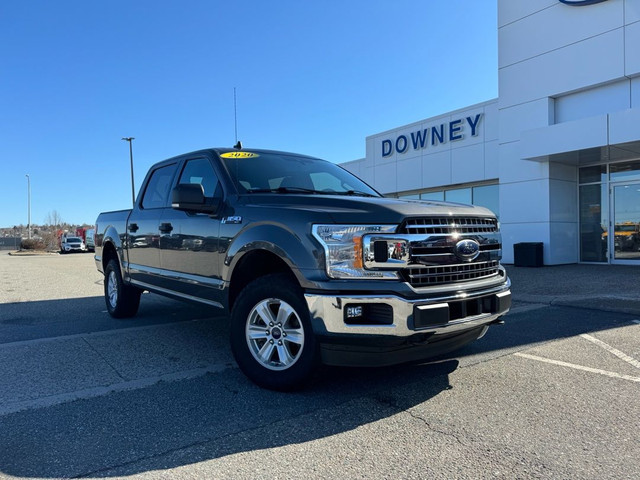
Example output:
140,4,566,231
25,174,31,240
122,137,136,207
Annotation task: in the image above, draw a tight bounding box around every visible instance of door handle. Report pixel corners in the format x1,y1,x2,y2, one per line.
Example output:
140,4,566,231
159,222,174,234
128,223,139,233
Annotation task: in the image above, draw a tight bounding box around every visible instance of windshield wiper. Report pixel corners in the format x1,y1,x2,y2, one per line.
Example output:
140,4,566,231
343,190,378,198
247,186,323,194
246,187,378,197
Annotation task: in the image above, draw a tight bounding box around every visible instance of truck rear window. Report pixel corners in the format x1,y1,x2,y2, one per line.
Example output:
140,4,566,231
141,163,177,209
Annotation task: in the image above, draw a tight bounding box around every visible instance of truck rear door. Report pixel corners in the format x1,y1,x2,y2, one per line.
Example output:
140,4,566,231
126,161,178,287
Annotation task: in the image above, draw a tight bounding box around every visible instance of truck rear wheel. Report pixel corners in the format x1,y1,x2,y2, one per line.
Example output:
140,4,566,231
104,259,142,318
230,274,319,391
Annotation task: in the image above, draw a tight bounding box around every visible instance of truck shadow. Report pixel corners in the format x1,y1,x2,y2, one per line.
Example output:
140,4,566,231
0,296,633,478
0,294,218,343
0,354,457,478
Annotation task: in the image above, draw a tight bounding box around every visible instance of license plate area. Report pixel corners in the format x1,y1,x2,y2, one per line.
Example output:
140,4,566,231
412,292,510,330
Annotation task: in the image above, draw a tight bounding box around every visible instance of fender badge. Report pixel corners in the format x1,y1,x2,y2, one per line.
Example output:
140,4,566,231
222,216,243,224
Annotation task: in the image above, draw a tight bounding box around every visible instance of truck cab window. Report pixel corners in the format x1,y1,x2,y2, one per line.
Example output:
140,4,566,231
141,163,177,209
178,158,220,197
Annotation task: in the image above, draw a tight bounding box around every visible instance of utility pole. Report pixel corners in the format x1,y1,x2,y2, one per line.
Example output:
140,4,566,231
122,137,136,207
25,174,31,239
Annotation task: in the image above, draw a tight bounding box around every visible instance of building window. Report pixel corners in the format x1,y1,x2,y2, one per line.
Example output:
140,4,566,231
445,188,472,204
579,167,608,263
472,184,499,216
393,182,499,217
420,191,443,201
610,160,640,183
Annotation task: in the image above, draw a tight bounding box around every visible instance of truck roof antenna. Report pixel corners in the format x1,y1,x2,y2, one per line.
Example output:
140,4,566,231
234,140,243,150
233,87,239,146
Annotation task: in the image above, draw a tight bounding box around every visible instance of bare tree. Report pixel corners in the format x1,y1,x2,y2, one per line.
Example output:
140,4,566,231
44,210,64,228
43,210,65,251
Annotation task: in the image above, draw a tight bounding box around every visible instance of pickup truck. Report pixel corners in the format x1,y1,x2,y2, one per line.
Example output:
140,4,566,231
95,147,511,390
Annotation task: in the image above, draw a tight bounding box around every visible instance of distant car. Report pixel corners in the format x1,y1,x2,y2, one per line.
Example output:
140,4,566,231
61,236,86,254
85,229,95,252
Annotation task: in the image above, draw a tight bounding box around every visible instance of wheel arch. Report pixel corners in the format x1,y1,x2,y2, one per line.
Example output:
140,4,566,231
100,225,126,276
227,249,299,312
224,223,323,312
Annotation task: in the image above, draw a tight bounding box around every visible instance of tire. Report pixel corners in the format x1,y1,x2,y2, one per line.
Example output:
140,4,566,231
104,259,142,318
230,274,319,391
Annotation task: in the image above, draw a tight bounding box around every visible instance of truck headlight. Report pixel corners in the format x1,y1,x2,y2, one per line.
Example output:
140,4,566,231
312,225,399,279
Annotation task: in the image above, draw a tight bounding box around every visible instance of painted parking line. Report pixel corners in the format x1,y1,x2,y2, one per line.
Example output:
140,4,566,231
514,353,640,383
580,334,640,370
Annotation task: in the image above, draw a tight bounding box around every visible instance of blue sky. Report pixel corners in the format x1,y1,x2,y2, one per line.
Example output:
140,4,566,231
0,1,497,228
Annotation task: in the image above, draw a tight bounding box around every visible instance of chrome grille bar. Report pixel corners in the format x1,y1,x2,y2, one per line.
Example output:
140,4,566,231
402,261,501,287
400,217,498,234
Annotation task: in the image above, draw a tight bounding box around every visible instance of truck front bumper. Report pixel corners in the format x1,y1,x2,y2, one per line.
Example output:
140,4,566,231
304,279,511,367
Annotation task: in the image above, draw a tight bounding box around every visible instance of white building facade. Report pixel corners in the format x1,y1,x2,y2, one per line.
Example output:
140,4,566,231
341,0,640,265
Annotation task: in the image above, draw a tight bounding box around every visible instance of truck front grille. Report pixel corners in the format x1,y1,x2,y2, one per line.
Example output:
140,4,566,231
392,215,502,288
399,217,498,235
401,260,501,287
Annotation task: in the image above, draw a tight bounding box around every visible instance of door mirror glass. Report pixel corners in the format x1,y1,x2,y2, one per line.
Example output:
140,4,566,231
171,184,219,213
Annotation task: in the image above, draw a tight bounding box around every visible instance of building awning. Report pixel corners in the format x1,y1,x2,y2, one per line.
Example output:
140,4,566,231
520,107,640,165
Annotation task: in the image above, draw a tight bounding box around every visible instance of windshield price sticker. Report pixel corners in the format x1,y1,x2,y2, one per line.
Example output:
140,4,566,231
221,152,259,159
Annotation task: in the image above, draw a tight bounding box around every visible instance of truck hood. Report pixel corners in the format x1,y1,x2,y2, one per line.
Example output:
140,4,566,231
239,194,495,224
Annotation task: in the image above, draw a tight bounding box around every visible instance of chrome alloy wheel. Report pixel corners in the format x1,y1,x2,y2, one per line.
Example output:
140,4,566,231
245,298,305,371
107,270,118,309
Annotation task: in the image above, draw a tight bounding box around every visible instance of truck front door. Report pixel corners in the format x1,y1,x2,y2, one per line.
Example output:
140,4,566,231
159,156,224,308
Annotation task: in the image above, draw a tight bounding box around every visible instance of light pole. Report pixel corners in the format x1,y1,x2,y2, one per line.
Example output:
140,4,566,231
25,174,31,240
122,137,136,207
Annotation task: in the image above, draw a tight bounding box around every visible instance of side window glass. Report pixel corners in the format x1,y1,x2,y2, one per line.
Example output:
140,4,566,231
178,158,220,197
141,163,177,209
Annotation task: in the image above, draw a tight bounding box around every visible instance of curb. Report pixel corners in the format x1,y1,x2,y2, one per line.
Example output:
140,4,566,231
7,251,59,256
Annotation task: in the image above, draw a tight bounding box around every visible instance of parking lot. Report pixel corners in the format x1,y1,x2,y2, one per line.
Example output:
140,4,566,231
0,252,638,479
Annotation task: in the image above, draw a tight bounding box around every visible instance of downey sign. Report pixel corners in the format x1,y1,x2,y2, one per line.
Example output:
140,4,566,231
381,113,482,157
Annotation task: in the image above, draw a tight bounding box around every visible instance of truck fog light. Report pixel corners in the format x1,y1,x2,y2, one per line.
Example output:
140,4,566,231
346,305,363,319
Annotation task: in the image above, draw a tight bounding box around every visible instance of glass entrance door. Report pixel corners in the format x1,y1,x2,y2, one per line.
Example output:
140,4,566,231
611,182,640,264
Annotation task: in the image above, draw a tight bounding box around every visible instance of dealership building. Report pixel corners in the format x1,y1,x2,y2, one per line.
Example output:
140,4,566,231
341,0,640,266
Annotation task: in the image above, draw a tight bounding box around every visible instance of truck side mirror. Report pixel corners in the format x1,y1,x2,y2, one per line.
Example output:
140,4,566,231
171,184,220,214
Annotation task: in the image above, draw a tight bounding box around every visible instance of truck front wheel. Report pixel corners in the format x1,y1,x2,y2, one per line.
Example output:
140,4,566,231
104,259,142,318
230,274,319,391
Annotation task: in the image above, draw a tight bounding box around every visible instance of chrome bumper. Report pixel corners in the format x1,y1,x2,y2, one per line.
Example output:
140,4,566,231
305,280,511,338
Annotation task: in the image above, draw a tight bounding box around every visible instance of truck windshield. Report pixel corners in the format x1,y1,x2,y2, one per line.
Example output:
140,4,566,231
220,152,380,197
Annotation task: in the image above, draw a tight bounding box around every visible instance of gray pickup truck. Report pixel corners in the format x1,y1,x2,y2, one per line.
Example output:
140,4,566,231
95,148,511,390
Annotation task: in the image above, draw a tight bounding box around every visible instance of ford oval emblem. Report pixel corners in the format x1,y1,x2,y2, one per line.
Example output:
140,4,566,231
455,239,480,262
559,0,609,6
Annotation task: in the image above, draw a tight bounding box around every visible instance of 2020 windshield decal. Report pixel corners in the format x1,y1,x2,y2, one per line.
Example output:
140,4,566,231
220,152,259,159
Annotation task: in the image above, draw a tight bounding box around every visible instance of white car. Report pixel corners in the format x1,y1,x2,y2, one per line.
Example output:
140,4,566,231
60,236,86,254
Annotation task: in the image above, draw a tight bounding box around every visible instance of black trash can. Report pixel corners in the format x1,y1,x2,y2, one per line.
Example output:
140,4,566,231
514,242,543,267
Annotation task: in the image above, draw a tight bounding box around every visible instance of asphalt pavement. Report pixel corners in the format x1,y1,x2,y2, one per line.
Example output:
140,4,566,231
506,263,640,315
0,253,639,478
